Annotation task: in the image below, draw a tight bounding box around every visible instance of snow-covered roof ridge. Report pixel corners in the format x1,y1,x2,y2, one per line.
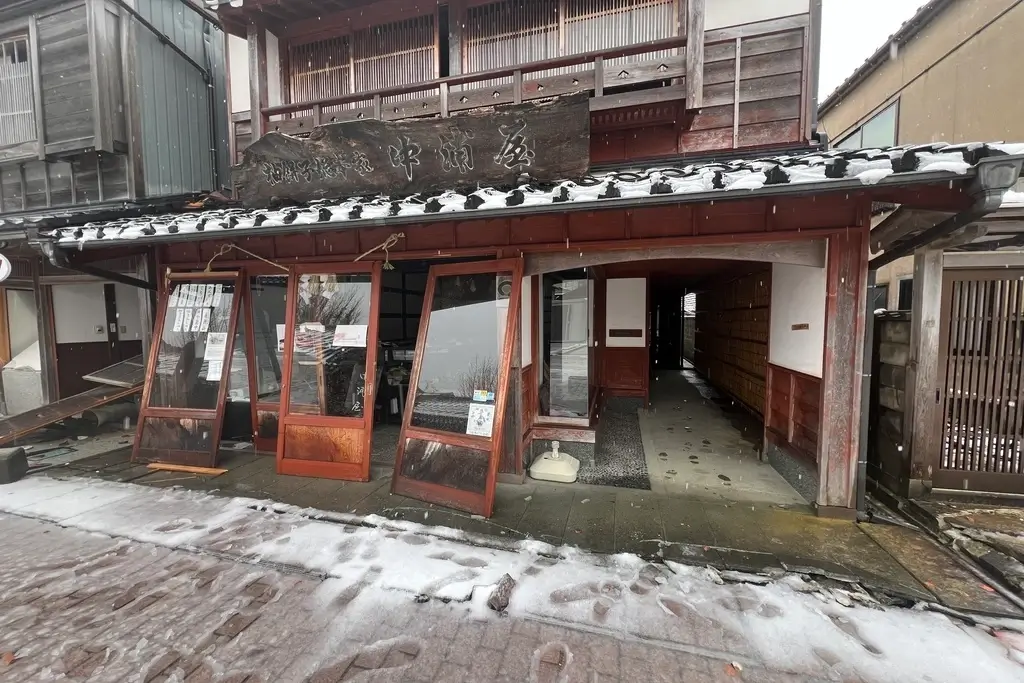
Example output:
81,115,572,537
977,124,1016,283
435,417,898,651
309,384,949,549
45,141,1022,246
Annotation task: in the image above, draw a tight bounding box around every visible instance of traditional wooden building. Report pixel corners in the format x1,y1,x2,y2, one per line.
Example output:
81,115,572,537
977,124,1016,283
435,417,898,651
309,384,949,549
18,0,1024,519
0,0,228,416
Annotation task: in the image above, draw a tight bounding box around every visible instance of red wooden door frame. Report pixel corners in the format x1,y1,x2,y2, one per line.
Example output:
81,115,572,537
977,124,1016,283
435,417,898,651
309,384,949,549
391,258,524,516
132,270,244,468
276,261,382,481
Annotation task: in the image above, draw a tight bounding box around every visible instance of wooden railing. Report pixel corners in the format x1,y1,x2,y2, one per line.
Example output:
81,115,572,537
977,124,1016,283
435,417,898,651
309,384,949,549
263,34,691,123
232,14,809,159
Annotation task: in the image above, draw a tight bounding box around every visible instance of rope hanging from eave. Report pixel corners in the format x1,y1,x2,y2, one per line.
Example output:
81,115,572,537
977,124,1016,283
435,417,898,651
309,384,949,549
354,232,405,270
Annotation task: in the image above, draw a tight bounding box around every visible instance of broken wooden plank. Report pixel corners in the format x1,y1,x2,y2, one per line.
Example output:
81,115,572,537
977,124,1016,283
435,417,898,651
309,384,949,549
0,385,142,447
146,463,228,476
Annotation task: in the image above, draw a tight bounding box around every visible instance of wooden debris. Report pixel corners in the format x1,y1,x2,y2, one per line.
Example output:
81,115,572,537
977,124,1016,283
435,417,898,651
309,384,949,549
146,463,228,476
488,573,517,612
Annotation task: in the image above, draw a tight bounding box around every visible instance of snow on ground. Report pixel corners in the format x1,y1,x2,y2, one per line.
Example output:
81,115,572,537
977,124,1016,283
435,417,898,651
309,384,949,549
2,475,1024,682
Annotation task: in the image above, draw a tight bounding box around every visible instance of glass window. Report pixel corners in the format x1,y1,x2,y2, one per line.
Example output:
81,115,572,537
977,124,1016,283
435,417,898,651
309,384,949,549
539,269,590,418
836,130,862,150
898,279,914,311
149,279,237,410
249,275,289,403
287,274,372,417
400,438,489,492
0,35,36,147
861,103,897,148
409,272,511,435
872,284,889,312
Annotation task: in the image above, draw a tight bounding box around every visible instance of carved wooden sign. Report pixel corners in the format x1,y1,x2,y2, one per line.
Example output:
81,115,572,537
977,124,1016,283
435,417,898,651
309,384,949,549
234,94,591,207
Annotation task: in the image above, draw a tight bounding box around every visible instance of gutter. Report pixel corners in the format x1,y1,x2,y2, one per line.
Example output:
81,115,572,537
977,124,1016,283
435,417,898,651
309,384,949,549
870,156,1024,269
36,241,156,291
856,154,1024,517
48,167,980,251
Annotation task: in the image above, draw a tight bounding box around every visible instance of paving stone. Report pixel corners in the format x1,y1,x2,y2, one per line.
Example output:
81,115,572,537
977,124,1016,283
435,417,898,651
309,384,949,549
215,612,261,638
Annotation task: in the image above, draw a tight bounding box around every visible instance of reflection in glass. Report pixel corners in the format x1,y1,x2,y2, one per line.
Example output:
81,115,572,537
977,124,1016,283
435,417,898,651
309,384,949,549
539,269,590,418
137,416,214,462
227,308,250,401
409,273,511,435
400,438,488,493
250,275,289,402
149,279,236,410
288,274,372,417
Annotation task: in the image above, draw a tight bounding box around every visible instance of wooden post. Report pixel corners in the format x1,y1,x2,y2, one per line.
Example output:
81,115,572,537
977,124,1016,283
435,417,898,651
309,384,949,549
905,248,943,493
448,0,464,76
247,22,269,140
817,227,868,516
0,288,10,366
685,0,705,110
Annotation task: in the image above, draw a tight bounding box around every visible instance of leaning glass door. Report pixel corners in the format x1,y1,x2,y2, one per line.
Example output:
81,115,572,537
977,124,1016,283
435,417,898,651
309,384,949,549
134,272,244,467
276,263,381,480
392,259,523,516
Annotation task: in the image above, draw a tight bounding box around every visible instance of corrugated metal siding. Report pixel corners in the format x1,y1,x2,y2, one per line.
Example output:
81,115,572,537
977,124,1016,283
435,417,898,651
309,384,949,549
134,0,226,197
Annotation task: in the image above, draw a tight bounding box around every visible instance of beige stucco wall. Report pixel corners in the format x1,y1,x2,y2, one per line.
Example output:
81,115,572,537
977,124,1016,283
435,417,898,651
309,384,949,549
875,256,914,310
820,0,1024,145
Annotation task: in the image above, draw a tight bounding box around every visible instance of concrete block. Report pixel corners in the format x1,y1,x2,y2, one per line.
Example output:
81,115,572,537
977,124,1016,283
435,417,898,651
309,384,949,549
878,342,910,367
0,447,28,484
881,321,911,344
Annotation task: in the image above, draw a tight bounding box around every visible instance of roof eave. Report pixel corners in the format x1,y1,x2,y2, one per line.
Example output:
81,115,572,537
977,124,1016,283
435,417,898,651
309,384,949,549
54,167,978,250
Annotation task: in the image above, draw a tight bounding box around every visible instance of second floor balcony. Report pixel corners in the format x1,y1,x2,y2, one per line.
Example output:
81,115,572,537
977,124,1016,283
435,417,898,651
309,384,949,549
217,0,818,166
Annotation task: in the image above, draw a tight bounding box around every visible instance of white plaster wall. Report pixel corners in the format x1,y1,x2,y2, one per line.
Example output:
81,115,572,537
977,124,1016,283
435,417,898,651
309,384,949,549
51,284,108,345
228,35,250,114
769,262,826,377
114,284,144,342
6,289,37,359
521,276,532,366
705,0,809,30
606,278,647,348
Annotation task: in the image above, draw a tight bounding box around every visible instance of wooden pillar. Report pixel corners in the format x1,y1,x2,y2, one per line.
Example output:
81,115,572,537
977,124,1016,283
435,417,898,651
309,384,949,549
817,228,868,515
905,248,943,494
685,0,705,110
448,0,464,77
0,287,10,365
32,261,58,404
247,22,269,140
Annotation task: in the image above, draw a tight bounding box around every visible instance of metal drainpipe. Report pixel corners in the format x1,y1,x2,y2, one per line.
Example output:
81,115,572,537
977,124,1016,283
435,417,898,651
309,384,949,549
856,268,877,520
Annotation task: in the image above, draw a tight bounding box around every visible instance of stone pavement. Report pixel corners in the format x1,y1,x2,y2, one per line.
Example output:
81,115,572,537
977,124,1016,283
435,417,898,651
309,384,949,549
0,513,828,683
48,449,1024,618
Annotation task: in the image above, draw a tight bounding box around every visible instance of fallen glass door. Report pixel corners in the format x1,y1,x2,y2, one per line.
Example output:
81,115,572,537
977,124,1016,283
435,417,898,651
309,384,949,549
392,259,523,516
134,272,244,467
277,263,381,480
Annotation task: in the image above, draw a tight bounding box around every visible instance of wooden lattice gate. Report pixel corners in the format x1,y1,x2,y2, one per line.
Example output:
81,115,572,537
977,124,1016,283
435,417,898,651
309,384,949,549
935,269,1024,493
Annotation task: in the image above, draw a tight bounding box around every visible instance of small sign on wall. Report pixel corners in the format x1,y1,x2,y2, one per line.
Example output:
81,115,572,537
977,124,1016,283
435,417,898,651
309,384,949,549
791,323,810,331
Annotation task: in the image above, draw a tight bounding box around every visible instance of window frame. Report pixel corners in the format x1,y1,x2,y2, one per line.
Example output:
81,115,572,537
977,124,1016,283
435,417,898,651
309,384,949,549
833,99,899,151
0,16,42,163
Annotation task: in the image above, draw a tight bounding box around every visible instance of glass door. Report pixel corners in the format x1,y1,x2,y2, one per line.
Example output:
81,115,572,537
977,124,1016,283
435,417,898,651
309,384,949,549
133,272,244,467
392,259,523,516
276,263,381,480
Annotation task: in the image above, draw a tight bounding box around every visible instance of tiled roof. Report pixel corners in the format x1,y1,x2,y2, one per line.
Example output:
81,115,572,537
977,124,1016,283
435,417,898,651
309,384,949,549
45,142,1024,247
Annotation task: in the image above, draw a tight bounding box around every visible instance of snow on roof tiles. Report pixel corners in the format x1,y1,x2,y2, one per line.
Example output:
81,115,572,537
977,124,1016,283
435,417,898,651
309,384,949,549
45,142,1022,246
